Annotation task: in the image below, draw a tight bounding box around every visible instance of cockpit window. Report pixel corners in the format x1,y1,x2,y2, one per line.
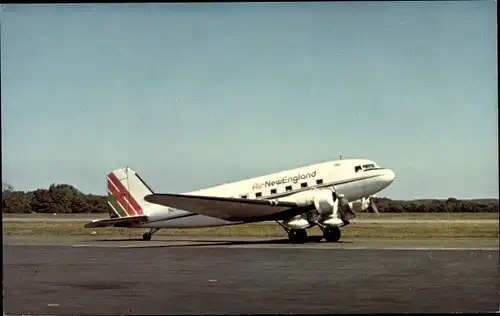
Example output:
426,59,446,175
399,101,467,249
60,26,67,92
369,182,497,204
363,164,376,170
354,165,362,172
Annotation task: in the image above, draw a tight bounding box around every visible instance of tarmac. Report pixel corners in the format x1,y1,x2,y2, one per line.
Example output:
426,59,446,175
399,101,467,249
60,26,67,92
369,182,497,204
3,235,499,314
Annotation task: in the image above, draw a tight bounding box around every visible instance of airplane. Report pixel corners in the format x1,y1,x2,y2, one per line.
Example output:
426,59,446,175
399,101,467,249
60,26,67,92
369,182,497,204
85,158,395,244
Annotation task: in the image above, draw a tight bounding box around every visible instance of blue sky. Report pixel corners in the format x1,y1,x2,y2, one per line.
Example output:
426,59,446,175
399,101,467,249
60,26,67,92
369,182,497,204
1,2,497,199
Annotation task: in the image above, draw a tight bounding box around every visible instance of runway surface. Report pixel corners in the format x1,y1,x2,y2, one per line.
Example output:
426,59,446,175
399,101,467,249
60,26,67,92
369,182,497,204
3,237,499,314
3,234,499,249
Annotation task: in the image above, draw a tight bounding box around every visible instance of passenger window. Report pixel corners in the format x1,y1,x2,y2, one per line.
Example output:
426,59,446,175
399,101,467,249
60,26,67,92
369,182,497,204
355,165,362,172
240,195,247,199
285,185,292,191
316,179,323,185
270,189,277,194
301,182,308,188
255,192,262,197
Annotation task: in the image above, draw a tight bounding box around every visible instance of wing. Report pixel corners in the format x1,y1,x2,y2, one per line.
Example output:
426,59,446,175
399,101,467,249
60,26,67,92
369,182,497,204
144,193,307,222
84,215,149,228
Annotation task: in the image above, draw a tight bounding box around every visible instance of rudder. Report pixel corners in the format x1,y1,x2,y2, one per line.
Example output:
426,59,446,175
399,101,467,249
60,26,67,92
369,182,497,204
106,167,155,218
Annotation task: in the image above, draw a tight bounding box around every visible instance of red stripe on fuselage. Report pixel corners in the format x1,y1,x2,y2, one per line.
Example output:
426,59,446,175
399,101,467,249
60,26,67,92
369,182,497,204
107,173,144,216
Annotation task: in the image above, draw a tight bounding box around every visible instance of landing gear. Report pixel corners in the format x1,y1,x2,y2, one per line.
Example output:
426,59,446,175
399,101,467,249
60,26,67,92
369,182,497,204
142,228,159,241
323,227,341,242
275,220,309,244
288,229,308,244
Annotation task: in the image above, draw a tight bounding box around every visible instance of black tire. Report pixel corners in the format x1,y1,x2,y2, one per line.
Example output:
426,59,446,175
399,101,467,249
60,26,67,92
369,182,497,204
142,233,152,241
288,229,308,244
323,227,341,242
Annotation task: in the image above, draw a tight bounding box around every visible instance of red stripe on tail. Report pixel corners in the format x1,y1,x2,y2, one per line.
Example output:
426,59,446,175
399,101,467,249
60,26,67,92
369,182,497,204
107,173,144,216
107,179,136,216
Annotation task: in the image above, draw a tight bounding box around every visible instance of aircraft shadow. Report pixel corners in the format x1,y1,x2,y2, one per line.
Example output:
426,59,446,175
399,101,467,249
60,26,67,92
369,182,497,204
90,236,353,248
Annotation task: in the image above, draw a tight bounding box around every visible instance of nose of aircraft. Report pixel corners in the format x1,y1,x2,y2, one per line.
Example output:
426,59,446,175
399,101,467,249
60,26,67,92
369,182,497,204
380,169,395,184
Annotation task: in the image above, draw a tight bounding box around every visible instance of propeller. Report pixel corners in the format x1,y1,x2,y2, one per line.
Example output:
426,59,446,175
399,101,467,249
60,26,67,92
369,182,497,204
335,192,356,221
367,196,380,215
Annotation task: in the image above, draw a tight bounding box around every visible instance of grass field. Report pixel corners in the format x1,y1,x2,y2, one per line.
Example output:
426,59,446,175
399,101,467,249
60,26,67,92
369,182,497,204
3,220,498,239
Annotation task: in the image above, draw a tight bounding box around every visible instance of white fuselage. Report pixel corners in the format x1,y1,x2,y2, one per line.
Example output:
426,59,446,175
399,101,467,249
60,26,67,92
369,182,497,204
139,158,395,229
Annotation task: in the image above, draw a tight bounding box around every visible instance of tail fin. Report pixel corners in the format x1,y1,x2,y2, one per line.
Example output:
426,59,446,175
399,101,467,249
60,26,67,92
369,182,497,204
106,167,155,218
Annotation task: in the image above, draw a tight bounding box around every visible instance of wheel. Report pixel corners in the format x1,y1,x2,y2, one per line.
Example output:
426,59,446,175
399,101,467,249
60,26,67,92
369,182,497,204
142,232,152,241
288,229,308,244
323,227,341,242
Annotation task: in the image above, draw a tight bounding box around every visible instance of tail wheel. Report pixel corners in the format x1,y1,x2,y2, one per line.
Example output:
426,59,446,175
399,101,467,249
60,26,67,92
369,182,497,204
323,227,341,242
142,228,159,241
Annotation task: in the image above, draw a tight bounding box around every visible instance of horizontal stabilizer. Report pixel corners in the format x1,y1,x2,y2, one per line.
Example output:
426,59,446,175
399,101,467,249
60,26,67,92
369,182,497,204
84,215,149,228
144,193,303,222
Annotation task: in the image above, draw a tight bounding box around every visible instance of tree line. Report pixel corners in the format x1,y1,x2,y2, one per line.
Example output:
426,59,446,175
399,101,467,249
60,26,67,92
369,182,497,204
372,197,498,213
2,183,108,214
2,182,499,214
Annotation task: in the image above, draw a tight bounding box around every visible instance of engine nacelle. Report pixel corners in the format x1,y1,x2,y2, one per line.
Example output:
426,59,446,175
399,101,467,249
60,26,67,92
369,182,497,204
312,189,338,216
321,215,343,227
282,216,310,229
288,188,339,223
279,189,344,225
291,188,336,211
